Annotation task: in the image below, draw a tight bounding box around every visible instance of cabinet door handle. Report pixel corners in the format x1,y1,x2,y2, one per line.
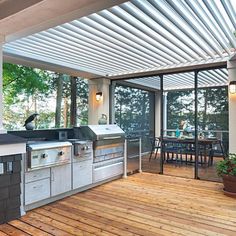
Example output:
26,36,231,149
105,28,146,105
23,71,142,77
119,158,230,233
51,171,54,181
33,185,43,189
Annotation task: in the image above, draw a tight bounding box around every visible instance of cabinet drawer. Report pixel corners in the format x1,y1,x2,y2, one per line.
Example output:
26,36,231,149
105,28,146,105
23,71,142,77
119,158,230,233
25,178,50,205
25,168,50,183
93,162,123,183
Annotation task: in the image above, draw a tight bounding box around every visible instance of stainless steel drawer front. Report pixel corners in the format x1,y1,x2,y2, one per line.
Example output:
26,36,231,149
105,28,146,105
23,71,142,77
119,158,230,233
93,160,124,183
25,168,50,183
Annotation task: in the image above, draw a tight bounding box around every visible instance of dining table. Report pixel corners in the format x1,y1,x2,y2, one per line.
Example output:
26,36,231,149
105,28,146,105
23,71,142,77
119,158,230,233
161,136,225,166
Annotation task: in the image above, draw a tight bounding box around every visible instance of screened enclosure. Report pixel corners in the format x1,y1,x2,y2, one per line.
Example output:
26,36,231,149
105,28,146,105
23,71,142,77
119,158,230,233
122,67,228,181
113,83,155,173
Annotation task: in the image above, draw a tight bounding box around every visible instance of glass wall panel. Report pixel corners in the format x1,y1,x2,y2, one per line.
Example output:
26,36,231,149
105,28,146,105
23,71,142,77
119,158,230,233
114,83,155,174
197,69,228,182
163,72,195,178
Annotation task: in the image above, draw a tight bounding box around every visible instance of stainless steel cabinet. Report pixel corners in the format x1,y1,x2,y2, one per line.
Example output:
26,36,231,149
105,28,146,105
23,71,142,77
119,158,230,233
51,164,72,196
24,168,50,205
72,160,92,189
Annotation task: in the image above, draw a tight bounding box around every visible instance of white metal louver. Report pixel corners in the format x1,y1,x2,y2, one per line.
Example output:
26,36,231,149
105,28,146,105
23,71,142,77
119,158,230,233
3,0,236,89
125,68,228,91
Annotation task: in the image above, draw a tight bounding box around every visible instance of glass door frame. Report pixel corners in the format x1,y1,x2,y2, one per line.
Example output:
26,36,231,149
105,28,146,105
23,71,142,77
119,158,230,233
160,66,227,179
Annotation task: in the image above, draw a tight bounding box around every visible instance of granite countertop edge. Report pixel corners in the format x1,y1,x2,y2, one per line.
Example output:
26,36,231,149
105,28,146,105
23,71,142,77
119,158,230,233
0,133,27,145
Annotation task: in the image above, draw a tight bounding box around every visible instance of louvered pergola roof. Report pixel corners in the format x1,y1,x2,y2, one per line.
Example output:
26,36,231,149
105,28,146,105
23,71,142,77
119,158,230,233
3,0,236,90
124,68,228,91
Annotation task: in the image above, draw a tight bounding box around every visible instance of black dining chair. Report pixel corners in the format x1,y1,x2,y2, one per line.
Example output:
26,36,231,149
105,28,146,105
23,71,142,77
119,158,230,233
149,137,161,161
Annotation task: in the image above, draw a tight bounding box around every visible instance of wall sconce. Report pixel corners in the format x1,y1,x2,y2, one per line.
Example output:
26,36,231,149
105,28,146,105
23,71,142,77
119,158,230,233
96,92,103,101
229,81,236,94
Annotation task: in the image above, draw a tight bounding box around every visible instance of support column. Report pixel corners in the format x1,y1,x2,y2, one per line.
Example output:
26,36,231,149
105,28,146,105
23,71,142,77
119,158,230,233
110,81,116,124
88,78,110,125
227,59,236,153
154,91,161,138
0,42,6,133
155,90,167,138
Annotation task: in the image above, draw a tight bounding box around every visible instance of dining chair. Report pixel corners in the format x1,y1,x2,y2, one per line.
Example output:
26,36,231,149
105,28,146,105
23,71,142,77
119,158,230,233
149,137,161,161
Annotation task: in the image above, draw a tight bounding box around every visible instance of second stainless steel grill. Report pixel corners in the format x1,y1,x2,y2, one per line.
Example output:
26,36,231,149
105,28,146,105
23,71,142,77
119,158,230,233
78,125,125,183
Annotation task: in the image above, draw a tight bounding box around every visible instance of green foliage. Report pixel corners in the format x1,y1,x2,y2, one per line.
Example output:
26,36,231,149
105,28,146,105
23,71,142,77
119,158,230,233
3,63,88,130
216,154,236,176
3,63,51,104
167,87,228,131
76,78,88,125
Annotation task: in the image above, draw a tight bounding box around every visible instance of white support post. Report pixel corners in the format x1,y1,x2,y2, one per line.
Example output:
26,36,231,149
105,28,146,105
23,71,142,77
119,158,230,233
139,136,142,173
163,92,168,136
123,139,127,178
88,78,110,125
227,59,236,153
110,81,116,124
155,91,161,138
0,42,6,134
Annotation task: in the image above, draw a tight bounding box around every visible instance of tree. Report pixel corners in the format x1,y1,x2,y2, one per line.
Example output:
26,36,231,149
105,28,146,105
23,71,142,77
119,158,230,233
55,74,63,128
3,63,51,129
114,85,152,132
70,76,77,127
3,63,89,130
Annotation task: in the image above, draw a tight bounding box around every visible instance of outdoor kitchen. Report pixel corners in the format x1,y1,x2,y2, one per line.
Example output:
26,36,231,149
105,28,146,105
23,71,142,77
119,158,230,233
0,125,126,224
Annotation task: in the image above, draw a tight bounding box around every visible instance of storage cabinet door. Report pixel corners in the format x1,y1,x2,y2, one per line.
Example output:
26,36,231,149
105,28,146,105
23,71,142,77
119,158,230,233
25,178,50,205
51,164,71,196
73,160,92,189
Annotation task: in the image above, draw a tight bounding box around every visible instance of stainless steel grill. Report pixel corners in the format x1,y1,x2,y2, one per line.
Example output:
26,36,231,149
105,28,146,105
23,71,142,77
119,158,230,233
68,140,93,189
78,125,125,183
73,140,93,162
26,141,72,171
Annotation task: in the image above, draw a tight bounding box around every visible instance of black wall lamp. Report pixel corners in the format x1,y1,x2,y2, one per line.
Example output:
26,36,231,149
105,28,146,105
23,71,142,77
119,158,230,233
229,81,236,94
96,92,103,101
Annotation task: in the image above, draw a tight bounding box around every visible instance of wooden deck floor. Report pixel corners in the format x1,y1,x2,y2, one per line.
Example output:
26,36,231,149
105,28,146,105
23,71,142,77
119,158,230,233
1,173,236,236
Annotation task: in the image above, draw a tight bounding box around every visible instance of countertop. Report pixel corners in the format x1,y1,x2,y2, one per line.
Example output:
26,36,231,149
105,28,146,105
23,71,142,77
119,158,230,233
0,133,26,145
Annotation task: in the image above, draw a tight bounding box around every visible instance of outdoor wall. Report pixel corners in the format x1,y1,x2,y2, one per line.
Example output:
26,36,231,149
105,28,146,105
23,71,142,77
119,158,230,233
228,59,236,153
88,78,110,125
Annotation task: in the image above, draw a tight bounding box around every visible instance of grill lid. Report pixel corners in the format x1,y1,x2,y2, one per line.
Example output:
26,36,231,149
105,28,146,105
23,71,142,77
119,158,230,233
27,141,72,151
80,125,125,141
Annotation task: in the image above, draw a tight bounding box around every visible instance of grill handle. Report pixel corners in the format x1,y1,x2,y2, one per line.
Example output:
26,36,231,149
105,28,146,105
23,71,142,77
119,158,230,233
103,136,121,140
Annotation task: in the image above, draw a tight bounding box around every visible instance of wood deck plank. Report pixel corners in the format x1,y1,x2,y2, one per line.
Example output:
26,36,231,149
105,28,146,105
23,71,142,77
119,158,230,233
87,189,236,233
69,195,223,236
42,205,137,236
8,220,51,236
0,231,8,236
34,208,116,236
95,180,236,222
20,215,71,236
78,191,236,236
0,224,31,236
2,173,236,236
25,212,93,236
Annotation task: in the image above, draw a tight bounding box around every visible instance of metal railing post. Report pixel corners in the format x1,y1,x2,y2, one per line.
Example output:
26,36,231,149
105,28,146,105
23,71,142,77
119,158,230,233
139,137,142,173
123,139,127,178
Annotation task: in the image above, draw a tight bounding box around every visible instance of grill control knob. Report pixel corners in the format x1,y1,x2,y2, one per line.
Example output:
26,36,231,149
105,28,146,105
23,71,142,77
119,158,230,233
41,153,47,159
58,151,64,156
